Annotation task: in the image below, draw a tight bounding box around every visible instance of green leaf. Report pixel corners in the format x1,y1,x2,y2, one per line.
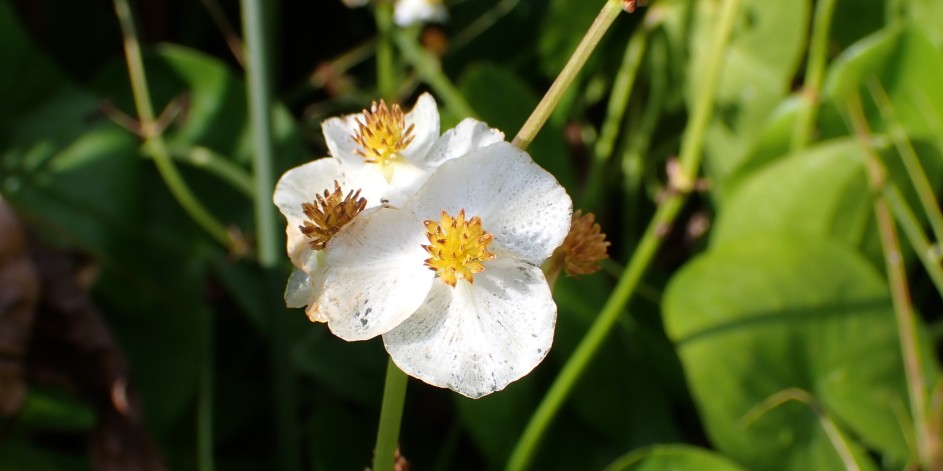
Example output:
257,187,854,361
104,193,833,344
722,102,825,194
711,138,871,249
825,27,943,141
908,0,943,48
604,444,747,471
664,236,911,470
688,0,810,201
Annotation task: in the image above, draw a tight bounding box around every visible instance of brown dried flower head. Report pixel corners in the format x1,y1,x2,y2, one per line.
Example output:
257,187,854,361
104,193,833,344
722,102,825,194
559,210,610,277
299,181,367,251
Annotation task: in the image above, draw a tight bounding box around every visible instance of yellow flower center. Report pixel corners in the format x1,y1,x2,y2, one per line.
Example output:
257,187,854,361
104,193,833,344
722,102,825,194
352,100,416,177
299,181,367,251
422,209,496,287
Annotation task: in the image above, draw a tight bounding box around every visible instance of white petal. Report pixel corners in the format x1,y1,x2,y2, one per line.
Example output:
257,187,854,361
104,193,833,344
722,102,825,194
402,93,440,164
383,259,556,398
273,158,346,271
412,141,573,265
318,207,434,341
322,114,369,171
422,118,505,170
394,0,448,26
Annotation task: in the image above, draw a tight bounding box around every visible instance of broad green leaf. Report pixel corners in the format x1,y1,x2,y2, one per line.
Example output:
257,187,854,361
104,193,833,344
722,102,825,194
605,444,747,471
459,63,575,190
688,0,810,201
664,236,911,470
825,27,943,142
908,0,943,48
711,138,871,249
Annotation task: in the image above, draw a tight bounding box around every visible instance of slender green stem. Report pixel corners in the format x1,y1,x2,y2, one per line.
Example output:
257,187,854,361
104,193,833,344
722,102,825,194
620,37,666,247
791,0,837,152
884,185,943,297
450,0,522,51
240,2,300,471
512,0,623,151
197,309,215,471
240,0,278,267
847,93,935,470
869,80,943,245
506,1,740,468
112,0,233,250
740,388,862,471
593,20,650,167
393,29,476,118
375,1,396,100
373,359,409,471
150,145,255,198
583,19,651,208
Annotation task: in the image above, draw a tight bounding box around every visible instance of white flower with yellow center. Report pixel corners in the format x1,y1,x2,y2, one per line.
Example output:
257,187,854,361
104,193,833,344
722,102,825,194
394,0,447,27
316,141,572,398
273,93,504,322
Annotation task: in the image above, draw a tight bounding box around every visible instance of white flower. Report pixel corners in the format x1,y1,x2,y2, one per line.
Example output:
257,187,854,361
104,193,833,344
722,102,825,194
394,0,448,27
317,141,573,398
273,93,504,321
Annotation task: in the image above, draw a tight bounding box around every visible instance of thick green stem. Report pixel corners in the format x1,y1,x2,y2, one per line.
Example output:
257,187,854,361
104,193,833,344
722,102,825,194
373,359,409,471
112,0,233,250
375,1,396,100
512,0,623,151
240,2,300,471
506,1,740,468
393,29,476,118
847,93,935,471
791,0,837,151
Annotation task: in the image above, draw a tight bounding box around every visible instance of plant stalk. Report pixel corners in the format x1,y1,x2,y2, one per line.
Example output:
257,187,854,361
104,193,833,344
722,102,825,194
506,0,741,468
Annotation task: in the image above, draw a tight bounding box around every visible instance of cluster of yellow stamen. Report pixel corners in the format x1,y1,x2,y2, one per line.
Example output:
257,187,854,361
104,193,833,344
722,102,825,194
299,181,367,251
423,209,496,287
352,100,415,168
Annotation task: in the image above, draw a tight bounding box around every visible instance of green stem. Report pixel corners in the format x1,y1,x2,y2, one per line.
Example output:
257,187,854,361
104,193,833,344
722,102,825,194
112,0,233,250
791,0,837,151
240,0,278,267
847,92,934,471
153,145,255,198
884,185,943,297
393,29,476,118
240,2,300,471
592,19,650,171
868,80,943,245
512,0,623,151
197,309,215,471
373,359,409,471
375,1,396,100
583,19,651,208
506,1,740,468
620,37,666,247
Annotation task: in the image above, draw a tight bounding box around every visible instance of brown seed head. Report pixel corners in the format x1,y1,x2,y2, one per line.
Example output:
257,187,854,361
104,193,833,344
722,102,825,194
559,210,610,277
299,181,367,251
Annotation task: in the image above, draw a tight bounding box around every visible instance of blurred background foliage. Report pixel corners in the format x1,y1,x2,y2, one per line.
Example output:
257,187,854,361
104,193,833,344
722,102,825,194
2,0,943,470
